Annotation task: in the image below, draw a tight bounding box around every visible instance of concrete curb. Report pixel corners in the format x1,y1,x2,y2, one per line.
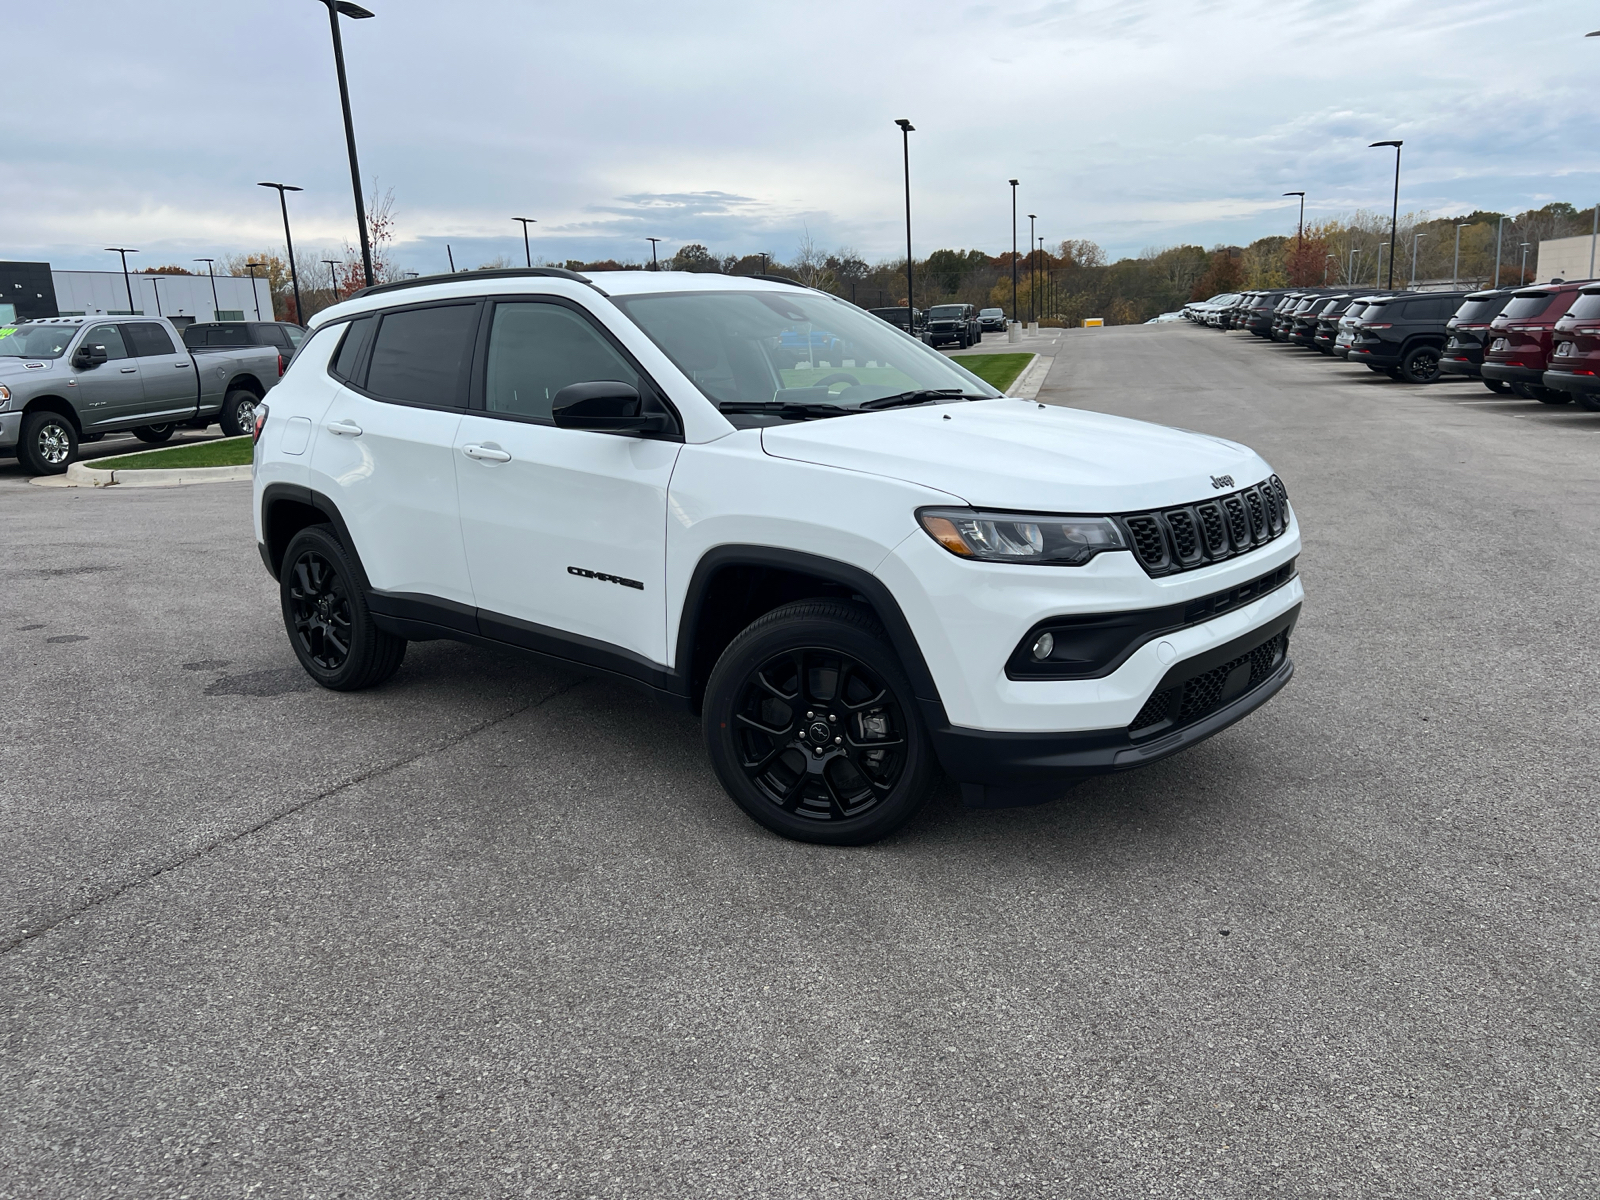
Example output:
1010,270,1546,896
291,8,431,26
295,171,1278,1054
1006,353,1053,400
51,461,252,489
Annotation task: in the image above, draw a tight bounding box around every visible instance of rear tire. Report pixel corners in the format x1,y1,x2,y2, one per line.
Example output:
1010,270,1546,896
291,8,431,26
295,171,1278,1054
133,424,174,444
18,410,78,475
702,600,936,846
218,388,259,439
1399,344,1442,384
279,525,407,691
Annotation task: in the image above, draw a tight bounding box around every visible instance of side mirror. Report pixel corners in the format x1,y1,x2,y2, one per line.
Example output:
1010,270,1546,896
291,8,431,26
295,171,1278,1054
551,380,671,435
75,344,108,369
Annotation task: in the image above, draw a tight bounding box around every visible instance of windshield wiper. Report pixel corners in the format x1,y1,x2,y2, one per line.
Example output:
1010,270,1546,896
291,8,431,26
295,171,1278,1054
857,388,972,410
718,401,853,419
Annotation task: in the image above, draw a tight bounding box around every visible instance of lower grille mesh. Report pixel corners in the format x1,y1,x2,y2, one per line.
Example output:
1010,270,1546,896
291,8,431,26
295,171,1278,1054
1129,630,1289,737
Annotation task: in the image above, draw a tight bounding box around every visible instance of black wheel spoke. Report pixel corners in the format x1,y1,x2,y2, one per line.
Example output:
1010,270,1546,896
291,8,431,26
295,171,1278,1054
735,711,792,738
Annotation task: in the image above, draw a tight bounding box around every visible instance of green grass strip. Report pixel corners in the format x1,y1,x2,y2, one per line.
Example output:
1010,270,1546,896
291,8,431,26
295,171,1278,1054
952,353,1033,392
91,437,254,471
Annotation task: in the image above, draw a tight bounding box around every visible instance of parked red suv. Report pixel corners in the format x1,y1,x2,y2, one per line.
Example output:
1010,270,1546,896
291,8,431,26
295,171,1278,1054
1542,284,1600,412
1480,282,1588,403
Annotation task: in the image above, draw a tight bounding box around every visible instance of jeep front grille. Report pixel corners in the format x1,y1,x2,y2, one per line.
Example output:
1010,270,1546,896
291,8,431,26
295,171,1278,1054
1118,476,1291,577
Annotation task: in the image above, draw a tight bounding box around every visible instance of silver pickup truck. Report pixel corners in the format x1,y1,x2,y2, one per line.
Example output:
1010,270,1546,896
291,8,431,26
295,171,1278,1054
0,315,282,474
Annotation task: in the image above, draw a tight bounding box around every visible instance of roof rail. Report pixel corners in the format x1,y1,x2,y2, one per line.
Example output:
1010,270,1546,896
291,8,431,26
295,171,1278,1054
349,266,594,300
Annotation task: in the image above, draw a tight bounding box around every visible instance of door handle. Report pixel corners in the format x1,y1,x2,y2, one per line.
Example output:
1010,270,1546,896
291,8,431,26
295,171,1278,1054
120,366,137,373
462,443,512,462
174,361,191,369
326,419,363,436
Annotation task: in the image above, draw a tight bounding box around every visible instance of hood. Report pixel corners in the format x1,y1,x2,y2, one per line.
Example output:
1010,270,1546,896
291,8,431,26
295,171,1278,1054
0,355,58,377
760,398,1270,513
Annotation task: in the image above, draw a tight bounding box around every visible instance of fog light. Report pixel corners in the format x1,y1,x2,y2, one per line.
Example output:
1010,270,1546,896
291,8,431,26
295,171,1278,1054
1031,632,1054,661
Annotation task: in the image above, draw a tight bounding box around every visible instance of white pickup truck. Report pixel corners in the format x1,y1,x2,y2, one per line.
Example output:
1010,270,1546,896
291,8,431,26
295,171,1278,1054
252,268,1303,844
0,314,282,473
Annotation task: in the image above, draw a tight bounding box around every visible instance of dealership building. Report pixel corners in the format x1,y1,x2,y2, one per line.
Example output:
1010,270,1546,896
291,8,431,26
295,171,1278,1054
1,261,275,327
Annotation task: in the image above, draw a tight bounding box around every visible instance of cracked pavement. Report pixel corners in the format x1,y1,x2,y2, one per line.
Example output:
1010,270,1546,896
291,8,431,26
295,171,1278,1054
2,323,1597,1197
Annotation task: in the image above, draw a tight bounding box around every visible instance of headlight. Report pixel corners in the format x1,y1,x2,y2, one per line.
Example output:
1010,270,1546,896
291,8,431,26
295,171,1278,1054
917,507,1127,566
0,384,10,407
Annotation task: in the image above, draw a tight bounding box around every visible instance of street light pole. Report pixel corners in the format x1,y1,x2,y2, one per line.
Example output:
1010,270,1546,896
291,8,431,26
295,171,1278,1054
514,217,536,268
1370,140,1403,290
1039,236,1046,319
1284,192,1306,279
895,119,915,321
1520,242,1531,285
1027,214,1036,324
1349,247,1362,287
1009,179,1019,325
321,0,377,287
1375,242,1388,288
259,182,304,323
194,258,219,315
1324,253,1335,284
1453,223,1470,288
105,248,138,314
243,261,263,320
1411,232,1426,287
323,259,342,308
646,237,661,270
148,274,163,317
1494,215,1506,288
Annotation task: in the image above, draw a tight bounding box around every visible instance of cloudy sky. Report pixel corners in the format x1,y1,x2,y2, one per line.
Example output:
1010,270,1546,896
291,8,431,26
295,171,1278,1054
6,1,1598,274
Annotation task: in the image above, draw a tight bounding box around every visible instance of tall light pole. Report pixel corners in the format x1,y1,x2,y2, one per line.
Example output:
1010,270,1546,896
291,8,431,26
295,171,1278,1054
513,217,536,268
259,182,304,323
1039,236,1046,319
1349,247,1362,287
1494,215,1507,288
147,274,164,318
1009,179,1019,324
194,258,220,315
1452,223,1470,288
1324,253,1336,284
895,119,915,320
1519,242,1531,285
1375,242,1388,289
243,261,264,320
105,248,137,314
323,259,342,308
646,237,661,270
1411,232,1426,287
1591,204,1598,279
1027,214,1036,324
321,0,376,287
1370,140,1402,290
1284,191,1306,280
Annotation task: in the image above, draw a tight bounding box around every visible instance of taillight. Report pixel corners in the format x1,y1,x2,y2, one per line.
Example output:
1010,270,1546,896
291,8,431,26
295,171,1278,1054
252,402,269,445
1363,323,1392,330
277,353,285,377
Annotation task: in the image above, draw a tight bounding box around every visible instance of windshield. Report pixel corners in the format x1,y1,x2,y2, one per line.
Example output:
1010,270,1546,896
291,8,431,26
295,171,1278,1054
979,308,1002,317
0,323,78,359
928,305,966,319
612,289,1000,426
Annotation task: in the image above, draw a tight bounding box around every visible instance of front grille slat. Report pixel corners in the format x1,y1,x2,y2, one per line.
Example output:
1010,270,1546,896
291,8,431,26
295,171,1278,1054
1121,479,1291,577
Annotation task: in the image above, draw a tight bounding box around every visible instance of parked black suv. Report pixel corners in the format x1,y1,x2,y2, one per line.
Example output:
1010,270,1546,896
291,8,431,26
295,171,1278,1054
183,320,306,357
1438,289,1517,391
1238,290,1292,337
870,306,926,339
924,303,982,348
1346,291,1471,383
1288,294,1347,348
1311,295,1359,354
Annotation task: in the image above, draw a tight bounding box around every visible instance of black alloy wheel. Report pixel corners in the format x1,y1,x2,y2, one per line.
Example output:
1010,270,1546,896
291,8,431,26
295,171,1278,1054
703,600,935,845
133,424,175,444
219,388,258,438
279,525,406,691
18,410,78,475
1400,344,1442,384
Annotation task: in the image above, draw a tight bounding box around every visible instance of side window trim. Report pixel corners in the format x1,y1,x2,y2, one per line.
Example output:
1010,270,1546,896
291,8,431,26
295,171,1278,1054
469,294,683,440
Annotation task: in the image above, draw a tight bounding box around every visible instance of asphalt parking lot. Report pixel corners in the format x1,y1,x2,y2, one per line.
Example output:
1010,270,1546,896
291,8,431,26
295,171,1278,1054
4,324,1597,1199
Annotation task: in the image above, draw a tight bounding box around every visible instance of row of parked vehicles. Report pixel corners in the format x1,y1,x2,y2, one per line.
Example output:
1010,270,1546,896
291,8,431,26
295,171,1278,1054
1181,282,1600,408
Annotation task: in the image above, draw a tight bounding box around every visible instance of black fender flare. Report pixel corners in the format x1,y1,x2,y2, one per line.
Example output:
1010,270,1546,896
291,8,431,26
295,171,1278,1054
674,544,942,704
258,482,366,584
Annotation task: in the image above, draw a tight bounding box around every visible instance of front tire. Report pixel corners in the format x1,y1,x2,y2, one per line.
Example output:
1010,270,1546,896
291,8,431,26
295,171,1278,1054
1399,344,1442,384
18,410,78,475
218,388,259,439
133,424,174,444
280,525,407,691
702,600,936,845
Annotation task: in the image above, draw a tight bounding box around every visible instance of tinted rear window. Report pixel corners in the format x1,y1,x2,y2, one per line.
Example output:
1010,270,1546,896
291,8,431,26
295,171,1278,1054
1501,293,1563,320
1454,296,1510,323
365,304,479,406
1564,292,1600,321
124,322,178,357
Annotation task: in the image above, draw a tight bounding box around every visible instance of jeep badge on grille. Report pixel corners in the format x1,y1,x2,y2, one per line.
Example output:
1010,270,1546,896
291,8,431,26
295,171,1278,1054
1211,474,1235,489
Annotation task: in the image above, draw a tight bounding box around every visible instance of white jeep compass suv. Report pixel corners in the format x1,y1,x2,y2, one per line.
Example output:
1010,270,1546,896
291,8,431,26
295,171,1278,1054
252,268,1302,844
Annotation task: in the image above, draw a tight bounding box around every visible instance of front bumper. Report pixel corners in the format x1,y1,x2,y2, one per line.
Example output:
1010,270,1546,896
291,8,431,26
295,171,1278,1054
936,606,1299,807
1481,362,1543,385
0,411,19,450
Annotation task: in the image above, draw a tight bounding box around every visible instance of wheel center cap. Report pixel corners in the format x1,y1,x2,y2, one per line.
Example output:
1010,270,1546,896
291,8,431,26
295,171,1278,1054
807,720,832,744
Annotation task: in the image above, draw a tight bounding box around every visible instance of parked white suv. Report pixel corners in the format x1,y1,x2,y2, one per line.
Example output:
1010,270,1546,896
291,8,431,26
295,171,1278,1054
252,268,1302,844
